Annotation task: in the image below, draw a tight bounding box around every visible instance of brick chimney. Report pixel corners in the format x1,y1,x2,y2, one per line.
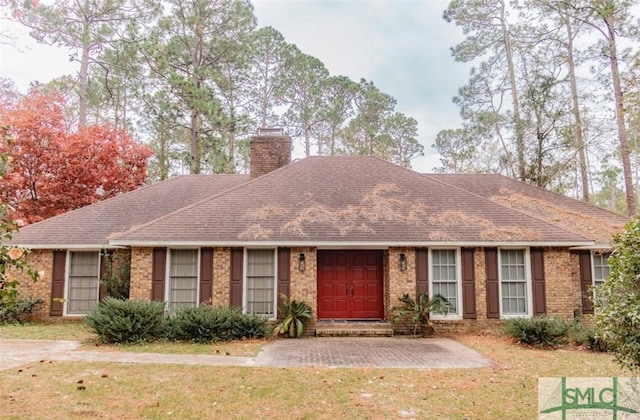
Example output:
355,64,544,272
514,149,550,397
250,128,292,178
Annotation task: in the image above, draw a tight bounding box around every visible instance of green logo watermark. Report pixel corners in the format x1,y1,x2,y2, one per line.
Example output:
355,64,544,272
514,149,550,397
539,377,640,419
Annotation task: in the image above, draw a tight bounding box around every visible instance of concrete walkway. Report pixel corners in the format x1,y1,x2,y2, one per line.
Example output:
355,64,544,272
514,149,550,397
0,337,491,371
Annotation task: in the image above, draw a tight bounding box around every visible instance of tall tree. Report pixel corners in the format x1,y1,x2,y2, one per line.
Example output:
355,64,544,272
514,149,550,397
433,128,476,173
248,26,288,128
383,113,423,168
280,45,329,157
0,89,152,223
313,75,358,156
444,0,527,179
140,0,256,174
14,0,146,128
342,80,396,159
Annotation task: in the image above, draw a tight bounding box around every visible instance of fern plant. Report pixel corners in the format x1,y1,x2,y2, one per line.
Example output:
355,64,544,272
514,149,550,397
272,294,312,338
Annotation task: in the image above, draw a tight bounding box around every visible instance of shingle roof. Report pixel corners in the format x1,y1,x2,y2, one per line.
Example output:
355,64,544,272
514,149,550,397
112,156,593,246
9,174,248,247
427,173,628,244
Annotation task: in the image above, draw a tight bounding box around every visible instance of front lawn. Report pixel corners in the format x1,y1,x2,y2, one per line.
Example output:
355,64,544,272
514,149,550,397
0,330,631,419
0,322,266,357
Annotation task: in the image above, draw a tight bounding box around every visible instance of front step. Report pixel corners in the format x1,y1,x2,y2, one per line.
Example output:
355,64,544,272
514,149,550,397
315,321,394,337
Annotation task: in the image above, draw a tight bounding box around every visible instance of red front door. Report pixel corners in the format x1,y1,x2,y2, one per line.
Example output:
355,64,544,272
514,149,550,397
317,250,384,319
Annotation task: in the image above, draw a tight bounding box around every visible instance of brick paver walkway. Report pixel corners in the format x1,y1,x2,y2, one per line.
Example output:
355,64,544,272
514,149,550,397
254,337,491,368
0,337,491,370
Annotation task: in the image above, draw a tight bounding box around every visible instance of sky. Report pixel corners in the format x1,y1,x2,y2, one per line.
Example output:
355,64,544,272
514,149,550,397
0,0,470,173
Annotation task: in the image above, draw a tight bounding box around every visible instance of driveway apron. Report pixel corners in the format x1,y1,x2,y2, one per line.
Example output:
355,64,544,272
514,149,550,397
0,337,491,370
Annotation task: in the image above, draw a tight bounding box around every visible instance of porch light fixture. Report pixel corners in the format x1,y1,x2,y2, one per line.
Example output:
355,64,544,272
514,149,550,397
299,253,306,271
399,253,407,272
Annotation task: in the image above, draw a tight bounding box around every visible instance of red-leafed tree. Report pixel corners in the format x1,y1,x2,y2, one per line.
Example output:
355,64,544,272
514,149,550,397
0,89,152,224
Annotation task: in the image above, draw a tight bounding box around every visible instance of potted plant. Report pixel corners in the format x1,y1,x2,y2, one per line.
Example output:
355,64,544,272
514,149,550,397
272,294,312,338
392,292,453,337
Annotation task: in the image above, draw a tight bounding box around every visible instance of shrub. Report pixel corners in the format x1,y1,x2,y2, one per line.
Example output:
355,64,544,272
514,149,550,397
594,216,640,370
569,321,608,352
168,305,269,343
0,298,43,323
85,297,166,343
503,316,570,347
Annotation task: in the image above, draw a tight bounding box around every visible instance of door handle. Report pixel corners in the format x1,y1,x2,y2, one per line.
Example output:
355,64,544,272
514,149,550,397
350,284,355,296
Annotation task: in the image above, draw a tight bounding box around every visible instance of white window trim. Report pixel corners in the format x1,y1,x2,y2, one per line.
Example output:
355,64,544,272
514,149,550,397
63,250,101,317
243,248,278,319
428,248,463,320
591,251,611,287
165,248,201,313
498,247,532,319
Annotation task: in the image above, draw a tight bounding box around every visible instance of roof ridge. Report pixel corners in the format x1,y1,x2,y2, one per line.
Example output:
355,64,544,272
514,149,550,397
423,174,594,242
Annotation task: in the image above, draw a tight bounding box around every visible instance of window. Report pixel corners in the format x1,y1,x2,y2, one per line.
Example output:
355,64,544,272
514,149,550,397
499,249,529,316
168,249,199,314
430,249,460,316
67,251,100,315
245,249,276,317
592,252,611,287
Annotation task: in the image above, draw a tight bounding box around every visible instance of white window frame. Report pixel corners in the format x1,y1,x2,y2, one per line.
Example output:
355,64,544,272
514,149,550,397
428,248,462,320
591,251,611,287
243,248,278,319
63,250,101,317
498,248,532,318
165,248,200,314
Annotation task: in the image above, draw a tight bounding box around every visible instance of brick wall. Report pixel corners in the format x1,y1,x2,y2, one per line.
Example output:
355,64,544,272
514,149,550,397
386,247,420,334
129,247,153,300
289,247,317,335
10,249,53,319
212,247,230,306
570,251,585,317
544,247,575,318
249,134,292,179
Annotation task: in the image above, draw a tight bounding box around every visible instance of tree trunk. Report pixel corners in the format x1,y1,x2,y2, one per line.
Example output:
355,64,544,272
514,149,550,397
500,0,525,180
565,16,590,202
78,40,90,129
605,15,635,215
190,109,200,174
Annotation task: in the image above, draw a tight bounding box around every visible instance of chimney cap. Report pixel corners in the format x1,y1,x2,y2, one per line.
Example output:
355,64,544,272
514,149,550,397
257,127,285,136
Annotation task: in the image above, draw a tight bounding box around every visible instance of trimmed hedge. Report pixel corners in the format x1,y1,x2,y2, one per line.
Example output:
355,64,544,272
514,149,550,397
167,305,270,343
85,298,270,344
85,297,166,343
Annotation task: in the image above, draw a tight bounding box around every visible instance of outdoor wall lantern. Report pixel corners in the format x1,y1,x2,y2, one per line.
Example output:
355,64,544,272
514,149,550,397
399,253,407,272
299,253,306,271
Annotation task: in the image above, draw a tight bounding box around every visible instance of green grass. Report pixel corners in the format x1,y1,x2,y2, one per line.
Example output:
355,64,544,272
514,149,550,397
0,333,632,419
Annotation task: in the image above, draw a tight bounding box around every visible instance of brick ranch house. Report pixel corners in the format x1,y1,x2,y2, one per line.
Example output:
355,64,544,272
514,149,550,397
8,130,628,334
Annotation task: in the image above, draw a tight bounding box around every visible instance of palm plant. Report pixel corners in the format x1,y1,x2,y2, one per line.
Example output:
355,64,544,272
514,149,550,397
272,294,312,338
392,292,453,336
